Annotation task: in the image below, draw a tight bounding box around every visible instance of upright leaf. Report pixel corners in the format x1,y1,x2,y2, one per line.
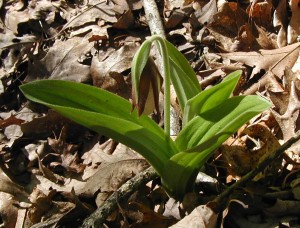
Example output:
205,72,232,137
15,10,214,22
177,95,271,151
163,95,271,198
183,70,242,125
165,40,202,111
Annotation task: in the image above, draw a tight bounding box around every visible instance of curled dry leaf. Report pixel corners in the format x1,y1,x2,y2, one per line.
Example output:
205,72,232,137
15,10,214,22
170,205,218,228
273,0,288,47
287,0,300,44
220,124,281,177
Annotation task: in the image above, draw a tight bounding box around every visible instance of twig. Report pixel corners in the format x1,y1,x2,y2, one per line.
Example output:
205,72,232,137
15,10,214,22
209,131,300,213
81,167,158,227
142,0,166,37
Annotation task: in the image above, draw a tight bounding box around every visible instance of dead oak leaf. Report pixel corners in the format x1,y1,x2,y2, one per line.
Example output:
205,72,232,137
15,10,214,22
170,205,218,228
271,81,300,153
91,43,138,98
26,37,93,82
219,42,300,78
78,159,149,198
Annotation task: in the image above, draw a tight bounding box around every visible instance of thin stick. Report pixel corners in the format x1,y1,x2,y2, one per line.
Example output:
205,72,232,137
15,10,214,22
209,131,300,213
81,167,158,227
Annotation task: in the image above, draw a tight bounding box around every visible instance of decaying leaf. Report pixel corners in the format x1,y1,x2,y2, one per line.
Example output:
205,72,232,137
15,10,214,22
220,124,281,177
26,37,93,82
79,159,149,198
219,42,300,78
170,205,218,228
91,43,138,98
287,0,300,44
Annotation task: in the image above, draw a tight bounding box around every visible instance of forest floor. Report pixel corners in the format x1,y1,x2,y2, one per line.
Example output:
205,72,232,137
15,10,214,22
1,0,300,227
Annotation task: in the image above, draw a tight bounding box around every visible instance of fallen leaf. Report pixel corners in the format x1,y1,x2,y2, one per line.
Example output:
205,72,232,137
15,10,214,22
219,42,300,78
170,205,218,228
78,159,148,198
287,0,300,44
91,43,138,98
273,0,288,47
0,114,24,129
0,192,18,228
194,0,217,25
220,124,281,177
26,37,93,82
28,188,56,223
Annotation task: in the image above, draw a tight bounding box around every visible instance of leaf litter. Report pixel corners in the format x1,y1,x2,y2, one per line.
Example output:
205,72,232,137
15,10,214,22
1,0,300,227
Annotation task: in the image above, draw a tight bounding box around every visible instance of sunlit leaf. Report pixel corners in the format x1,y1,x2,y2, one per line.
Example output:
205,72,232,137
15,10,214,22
164,95,271,198
183,70,242,125
177,95,271,151
165,40,202,111
20,80,178,175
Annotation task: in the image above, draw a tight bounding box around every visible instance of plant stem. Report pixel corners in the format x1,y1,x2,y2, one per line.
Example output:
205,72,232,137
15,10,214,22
160,39,171,138
142,0,181,136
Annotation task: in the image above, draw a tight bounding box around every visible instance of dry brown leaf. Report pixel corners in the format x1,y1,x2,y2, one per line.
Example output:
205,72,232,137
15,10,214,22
210,2,248,37
4,3,30,34
21,110,68,138
170,205,218,228
0,168,29,202
0,192,18,228
271,82,300,153
287,0,300,44
78,159,149,198
127,202,175,227
91,43,138,98
273,0,288,47
220,124,281,177
219,42,300,78
28,188,56,223
0,114,24,129
194,0,217,25
247,0,273,30
26,37,93,82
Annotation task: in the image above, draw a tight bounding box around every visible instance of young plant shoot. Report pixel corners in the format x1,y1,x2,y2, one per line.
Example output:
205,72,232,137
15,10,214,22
20,35,271,199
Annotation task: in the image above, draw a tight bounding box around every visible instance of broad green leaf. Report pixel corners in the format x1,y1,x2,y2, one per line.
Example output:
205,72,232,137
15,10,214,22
163,95,271,198
169,61,202,112
165,40,202,111
165,40,200,91
183,70,242,125
177,95,271,151
20,80,179,174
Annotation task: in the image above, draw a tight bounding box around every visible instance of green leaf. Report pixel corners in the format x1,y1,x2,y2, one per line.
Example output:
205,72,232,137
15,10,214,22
183,70,242,125
20,80,179,175
163,95,271,198
177,95,271,151
165,40,202,111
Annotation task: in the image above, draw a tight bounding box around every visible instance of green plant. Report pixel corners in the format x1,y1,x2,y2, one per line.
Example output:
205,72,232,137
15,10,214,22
20,35,271,199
